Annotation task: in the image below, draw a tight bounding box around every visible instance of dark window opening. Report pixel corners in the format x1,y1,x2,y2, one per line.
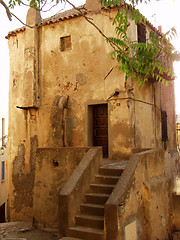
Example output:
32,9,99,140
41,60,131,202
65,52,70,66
1,161,5,181
60,36,71,51
137,23,146,43
161,110,168,148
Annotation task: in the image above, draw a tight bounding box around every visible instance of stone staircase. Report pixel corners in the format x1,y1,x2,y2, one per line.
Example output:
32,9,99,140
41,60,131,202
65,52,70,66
60,162,127,240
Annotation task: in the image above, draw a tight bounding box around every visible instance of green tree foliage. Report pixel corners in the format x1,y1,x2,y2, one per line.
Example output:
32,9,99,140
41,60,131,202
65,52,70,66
101,0,180,86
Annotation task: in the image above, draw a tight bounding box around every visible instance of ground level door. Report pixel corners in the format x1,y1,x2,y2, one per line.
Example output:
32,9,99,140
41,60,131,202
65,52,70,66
93,104,108,158
0,203,5,222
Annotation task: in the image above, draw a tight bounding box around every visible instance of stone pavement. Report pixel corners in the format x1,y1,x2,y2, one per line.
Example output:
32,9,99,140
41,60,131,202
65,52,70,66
0,222,58,240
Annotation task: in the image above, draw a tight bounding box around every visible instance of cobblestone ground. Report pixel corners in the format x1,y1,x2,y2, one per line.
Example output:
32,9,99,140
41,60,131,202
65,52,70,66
0,222,59,240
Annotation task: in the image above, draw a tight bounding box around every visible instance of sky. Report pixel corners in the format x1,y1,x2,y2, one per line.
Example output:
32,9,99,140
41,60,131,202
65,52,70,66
0,0,180,135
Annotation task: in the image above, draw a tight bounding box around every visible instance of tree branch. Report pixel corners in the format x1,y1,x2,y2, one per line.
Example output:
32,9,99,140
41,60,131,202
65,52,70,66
0,0,12,21
10,12,42,28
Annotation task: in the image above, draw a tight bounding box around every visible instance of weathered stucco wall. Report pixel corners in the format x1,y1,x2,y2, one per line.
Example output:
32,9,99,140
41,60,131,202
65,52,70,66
143,176,172,239
33,147,89,229
8,135,38,221
8,23,40,220
105,149,173,240
39,11,131,158
133,80,161,150
164,150,179,179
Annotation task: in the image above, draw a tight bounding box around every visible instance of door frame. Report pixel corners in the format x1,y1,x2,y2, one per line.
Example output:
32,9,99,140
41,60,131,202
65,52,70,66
86,102,109,158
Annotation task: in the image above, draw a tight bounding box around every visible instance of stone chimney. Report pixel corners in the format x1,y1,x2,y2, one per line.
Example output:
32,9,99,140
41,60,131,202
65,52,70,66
86,0,101,12
22,8,41,108
26,7,41,26
158,25,162,33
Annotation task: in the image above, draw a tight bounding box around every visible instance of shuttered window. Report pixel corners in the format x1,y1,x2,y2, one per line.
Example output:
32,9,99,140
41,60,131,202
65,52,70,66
137,23,146,43
161,110,168,142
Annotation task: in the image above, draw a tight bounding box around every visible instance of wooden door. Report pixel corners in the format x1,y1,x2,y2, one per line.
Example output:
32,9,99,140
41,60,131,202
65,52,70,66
93,104,108,158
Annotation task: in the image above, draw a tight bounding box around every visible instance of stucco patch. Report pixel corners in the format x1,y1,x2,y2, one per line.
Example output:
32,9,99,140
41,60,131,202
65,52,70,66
143,176,172,239
76,73,86,86
12,136,38,213
66,117,78,146
125,220,137,240
49,95,68,147
24,71,33,82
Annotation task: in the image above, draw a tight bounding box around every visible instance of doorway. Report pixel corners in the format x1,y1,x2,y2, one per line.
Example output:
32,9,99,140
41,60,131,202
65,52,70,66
0,203,5,222
92,104,108,158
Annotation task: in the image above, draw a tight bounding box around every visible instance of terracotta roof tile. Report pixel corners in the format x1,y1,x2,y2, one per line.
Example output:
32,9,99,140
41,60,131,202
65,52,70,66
41,6,86,25
6,6,86,39
6,4,161,39
6,26,26,39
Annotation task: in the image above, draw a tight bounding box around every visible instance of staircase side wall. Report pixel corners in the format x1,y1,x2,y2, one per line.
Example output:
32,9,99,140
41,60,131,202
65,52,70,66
58,148,102,238
105,149,175,240
33,147,89,229
173,194,180,231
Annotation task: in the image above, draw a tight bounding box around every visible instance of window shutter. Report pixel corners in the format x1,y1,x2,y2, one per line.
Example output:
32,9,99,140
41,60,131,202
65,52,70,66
161,110,168,142
137,23,146,43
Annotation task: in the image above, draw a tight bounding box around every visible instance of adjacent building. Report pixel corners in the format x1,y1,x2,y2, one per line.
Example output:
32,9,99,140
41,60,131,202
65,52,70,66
0,118,8,223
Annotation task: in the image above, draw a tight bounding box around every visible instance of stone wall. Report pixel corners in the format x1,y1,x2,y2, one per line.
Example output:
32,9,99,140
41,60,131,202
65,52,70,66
58,147,102,237
33,147,88,229
105,149,174,240
173,195,180,231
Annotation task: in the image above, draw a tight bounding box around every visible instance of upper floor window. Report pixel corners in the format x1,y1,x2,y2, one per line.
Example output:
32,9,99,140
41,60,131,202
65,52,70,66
60,36,71,51
1,161,5,182
161,110,168,150
137,23,146,43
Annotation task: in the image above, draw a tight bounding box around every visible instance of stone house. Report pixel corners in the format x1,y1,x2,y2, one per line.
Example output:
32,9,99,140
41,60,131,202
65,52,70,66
6,1,179,239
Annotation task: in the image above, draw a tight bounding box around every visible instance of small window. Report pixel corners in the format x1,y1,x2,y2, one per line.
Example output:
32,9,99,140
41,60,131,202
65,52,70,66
60,36,71,51
1,161,5,182
137,23,146,43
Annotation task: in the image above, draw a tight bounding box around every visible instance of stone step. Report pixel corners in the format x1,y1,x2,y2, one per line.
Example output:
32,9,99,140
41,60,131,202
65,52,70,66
99,166,124,176
172,231,180,240
85,192,110,205
68,226,104,240
90,183,115,194
95,174,120,185
80,203,104,216
1,238,27,240
75,214,104,229
59,237,83,240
